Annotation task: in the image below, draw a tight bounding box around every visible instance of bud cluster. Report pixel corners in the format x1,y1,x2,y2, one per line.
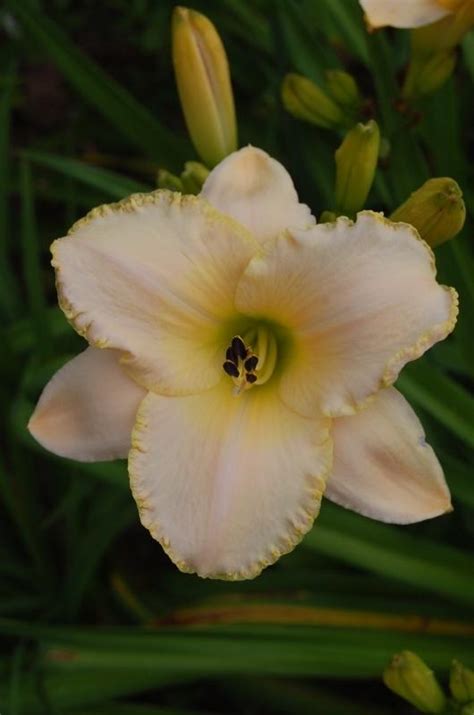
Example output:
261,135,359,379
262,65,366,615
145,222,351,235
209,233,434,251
384,651,474,714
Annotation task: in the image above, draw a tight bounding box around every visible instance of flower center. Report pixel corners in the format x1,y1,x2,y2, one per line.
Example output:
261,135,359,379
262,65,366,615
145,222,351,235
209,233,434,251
222,326,277,394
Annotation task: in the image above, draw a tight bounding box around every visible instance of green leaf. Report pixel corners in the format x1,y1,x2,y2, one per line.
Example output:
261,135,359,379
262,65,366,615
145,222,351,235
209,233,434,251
20,159,50,357
305,502,474,607
0,55,21,319
22,150,151,200
8,1,189,168
398,361,474,450
0,618,472,680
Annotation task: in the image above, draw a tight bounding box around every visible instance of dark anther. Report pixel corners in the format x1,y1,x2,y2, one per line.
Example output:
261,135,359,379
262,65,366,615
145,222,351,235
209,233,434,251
223,361,240,378
226,347,237,364
244,355,258,372
246,373,258,384
231,336,247,360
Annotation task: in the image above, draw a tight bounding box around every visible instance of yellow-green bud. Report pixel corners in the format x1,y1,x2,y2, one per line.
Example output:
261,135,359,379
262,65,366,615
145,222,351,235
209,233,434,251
325,69,361,112
172,6,237,167
402,3,474,99
281,73,349,130
383,651,446,714
461,704,474,715
412,0,474,54
403,49,456,99
180,161,210,194
444,0,474,47
319,210,338,223
450,660,474,704
334,120,380,216
157,169,183,192
391,177,465,247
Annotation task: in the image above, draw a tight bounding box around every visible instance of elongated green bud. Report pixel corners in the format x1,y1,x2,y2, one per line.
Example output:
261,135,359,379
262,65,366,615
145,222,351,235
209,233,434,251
383,652,446,713
450,660,474,704
157,169,183,192
180,161,210,194
281,73,349,130
335,120,380,216
391,178,465,247
412,0,474,54
444,0,474,47
404,1,474,97
172,7,237,167
403,49,456,98
325,69,361,113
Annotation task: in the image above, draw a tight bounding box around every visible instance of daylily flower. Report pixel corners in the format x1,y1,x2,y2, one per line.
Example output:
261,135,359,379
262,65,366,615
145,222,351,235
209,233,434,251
359,0,463,28
29,147,457,580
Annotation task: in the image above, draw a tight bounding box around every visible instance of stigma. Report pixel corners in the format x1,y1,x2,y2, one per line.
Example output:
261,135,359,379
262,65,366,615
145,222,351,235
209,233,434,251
222,327,277,394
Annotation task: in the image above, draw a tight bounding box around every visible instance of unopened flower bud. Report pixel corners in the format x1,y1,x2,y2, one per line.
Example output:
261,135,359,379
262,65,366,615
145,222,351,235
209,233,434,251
157,169,183,192
412,0,474,54
281,73,350,130
172,6,237,167
319,210,338,223
391,177,465,247
180,161,210,194
445,0,474,46
403,49,456,98
325,69,361,113
335,120,380,216
450,660,474,704
383,651,446,713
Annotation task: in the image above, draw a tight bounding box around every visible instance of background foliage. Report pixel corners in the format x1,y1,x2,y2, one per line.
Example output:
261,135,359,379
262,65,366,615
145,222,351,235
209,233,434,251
1,0,473,712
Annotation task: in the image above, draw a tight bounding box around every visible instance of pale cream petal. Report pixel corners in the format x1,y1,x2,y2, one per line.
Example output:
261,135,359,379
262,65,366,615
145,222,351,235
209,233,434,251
129,381,332,580
28,347,146,462
327,387,452,523
201,146,315,245
360,0,451,28
52,191,259,395
236,212,458,418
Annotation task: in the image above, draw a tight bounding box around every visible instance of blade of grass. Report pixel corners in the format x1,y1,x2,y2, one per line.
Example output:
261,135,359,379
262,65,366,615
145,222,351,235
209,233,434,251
0,618,471,678
6,308,70,355
20,159,50,357
0,669,189,713
275,0,338,84
60,491,135,619
0,56,21,319
313,0,369,63
221,678,382,715
8,0,188,168
305,501,474,607
441,453,474,510
397,360,474,450
22,150,151,200
7,641,27,715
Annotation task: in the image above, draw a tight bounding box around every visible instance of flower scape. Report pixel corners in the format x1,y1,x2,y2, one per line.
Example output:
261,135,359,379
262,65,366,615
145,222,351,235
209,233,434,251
29,146,458,580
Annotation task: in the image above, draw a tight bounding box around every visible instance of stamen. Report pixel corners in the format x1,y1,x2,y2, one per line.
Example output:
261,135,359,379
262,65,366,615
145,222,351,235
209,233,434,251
226,347,237,364
223,360,239,378
231,336,247,360
244,355,258,372
223,327,278,393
